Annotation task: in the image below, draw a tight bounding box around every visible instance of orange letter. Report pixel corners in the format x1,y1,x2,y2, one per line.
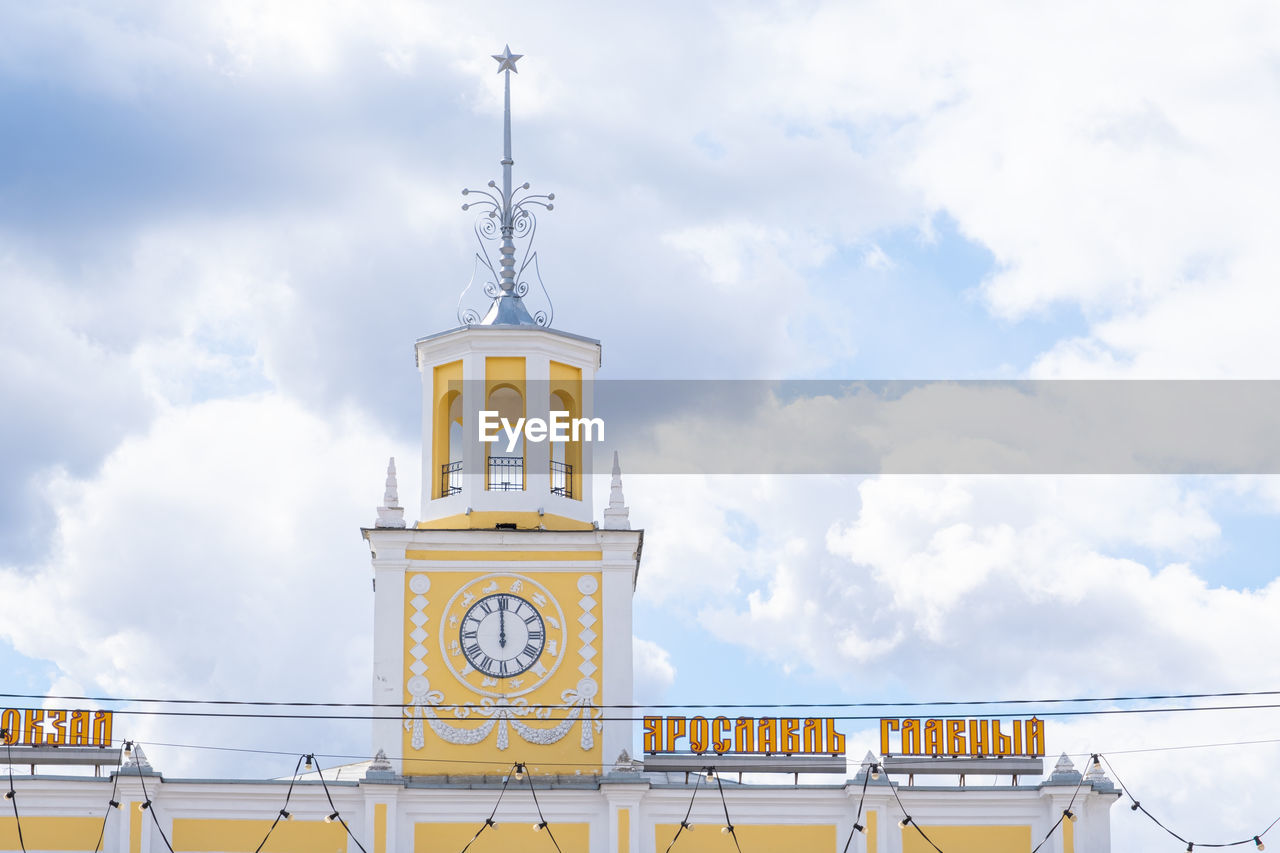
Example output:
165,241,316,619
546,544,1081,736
92,711,112,748
1026,717,1045,757
968,720,989,756
923,719,943,755
690,717,709,753
734,718,754,753
782,718,801,753
712,717,732,753
757,718,777,754
68,711,91,747
880,719,899,756
47,710,66,746
803,718,822,753
643,717,662,753
25,709,45,746
826,719,846,756
666,717,686,753
902,718,921,755
992,720,1012,756
946,720,966,756
0,710,19,744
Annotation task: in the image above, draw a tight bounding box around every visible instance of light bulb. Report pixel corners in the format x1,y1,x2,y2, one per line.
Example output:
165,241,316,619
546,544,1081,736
513,763,525,781
1187,844,1194,852
279,810,291,821
326,812,340,824
722,826,733,835
123,742,132,759
1254,837,1265,851
1090,754,1102,772
1131,801,1141,811
870,763,881,781
534,821,547,832
705,768,716,781
853,823,864,833
681,820,694,831
1063,809,1075,822
3,791,13,801
304,755,313,771
138,801,151,812
899,816,911,829
109,800,120,809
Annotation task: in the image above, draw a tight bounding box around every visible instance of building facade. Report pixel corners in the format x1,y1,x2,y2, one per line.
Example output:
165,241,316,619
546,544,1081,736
0,47,1119,853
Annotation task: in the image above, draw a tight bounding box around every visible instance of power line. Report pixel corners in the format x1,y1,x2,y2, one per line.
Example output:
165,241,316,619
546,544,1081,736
7,700,1280,724
7,686,1280,711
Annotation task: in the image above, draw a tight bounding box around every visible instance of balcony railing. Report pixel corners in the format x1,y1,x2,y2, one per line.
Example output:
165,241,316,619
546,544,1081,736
440,460,463,496
550,460,574,499
487,455,524,491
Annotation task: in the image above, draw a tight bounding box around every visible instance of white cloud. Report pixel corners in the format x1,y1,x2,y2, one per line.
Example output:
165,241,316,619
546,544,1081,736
0,393,415,776
633,637,676,704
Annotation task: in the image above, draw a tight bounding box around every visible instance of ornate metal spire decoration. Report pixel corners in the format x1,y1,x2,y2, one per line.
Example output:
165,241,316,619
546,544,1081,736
457,45,556,327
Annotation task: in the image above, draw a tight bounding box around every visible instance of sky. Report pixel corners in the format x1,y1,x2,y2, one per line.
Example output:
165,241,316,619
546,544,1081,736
2,0,1280,848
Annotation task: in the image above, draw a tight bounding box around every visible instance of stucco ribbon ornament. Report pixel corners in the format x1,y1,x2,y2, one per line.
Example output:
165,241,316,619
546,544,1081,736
405,676,601,750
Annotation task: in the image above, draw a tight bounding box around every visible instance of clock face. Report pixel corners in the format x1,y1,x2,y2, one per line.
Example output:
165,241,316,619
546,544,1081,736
459,593,545,678
439,573,567,698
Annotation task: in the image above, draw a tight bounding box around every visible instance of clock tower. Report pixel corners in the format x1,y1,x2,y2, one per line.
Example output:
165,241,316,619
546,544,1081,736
362,46,642,777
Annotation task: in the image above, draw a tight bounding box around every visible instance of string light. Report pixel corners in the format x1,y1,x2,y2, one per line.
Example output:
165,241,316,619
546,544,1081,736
278,809,291,820
1255,837,1265,850
123,741,132,759
1132,801,1142,811
721,825,733,834
870,762,881,781
326,812,340,824
534,821,547,832
900,816,912,829
108,800,120,809
138,801,151,812
1187,843,1194,852
680,820,694,830
1063,809,1075,822
853,823,864,833
304,755,313,771
3,791,12,800
513,763,525,781
705,767,715,781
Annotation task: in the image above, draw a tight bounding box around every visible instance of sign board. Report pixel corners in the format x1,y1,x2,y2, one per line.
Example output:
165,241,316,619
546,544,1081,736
0,708,114,748
880,717,1045,758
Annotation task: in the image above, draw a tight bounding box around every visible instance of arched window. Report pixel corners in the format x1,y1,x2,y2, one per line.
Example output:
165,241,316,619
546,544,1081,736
486,385,524,490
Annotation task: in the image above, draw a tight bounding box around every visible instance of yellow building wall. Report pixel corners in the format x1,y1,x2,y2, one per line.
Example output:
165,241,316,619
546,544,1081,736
618,807,630,853
171,818,348,852
902,824,1030,853
412,821,588,853
430,360,463,500
654,823,836,852
549,361,583,500
402,565,604,775
0,816,100,850
485,357,526,491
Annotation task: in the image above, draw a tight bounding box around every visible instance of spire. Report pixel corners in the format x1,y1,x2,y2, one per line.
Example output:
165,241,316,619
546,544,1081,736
602,451,630,530
457,45,556,328
375,457,406,529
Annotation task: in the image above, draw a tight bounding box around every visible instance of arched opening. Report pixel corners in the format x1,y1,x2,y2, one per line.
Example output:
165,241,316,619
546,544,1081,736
486,384,524,491
549,389,577,499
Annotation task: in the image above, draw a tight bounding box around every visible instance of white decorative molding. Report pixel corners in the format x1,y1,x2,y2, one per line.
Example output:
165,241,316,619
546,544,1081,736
375,457,407,528
577,576,599,678
407,575,431,678
404,676,601,751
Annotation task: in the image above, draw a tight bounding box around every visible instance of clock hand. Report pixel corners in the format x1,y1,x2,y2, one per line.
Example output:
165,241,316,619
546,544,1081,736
499,608,507,648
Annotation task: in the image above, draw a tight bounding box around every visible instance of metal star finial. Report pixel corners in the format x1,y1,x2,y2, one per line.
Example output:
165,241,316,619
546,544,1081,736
492,45,522,73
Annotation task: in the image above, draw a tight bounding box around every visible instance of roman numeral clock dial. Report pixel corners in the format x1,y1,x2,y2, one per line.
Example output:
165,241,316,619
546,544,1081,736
440,573,566,697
